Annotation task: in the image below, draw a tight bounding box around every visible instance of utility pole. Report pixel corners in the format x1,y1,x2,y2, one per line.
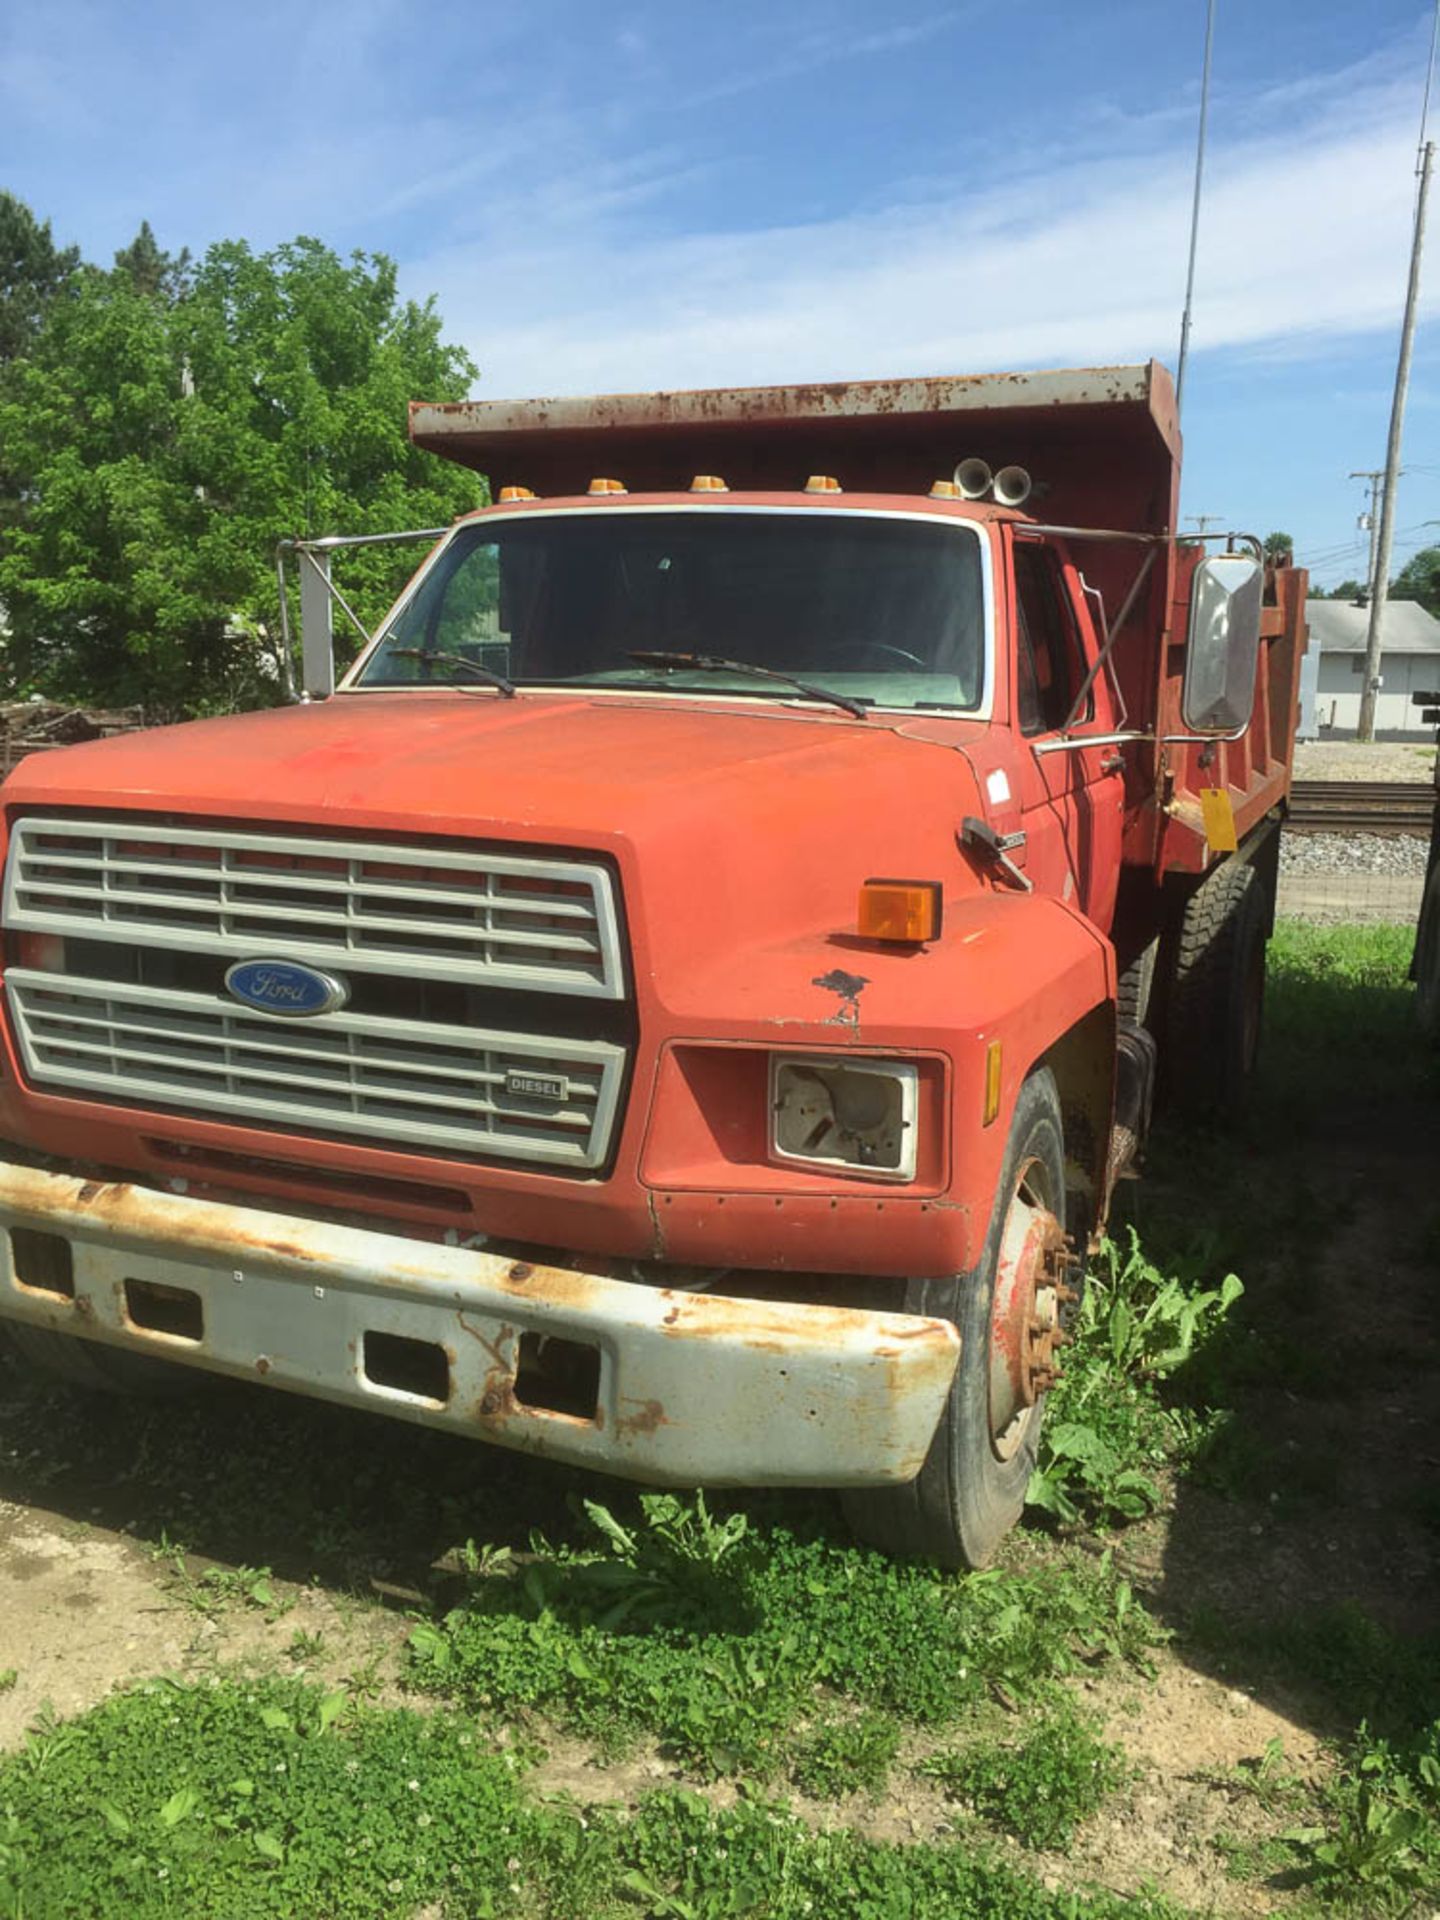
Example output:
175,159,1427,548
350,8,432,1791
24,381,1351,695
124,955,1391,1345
1348,469,1385,601
1360,138,1435,741
1186,514,1223,537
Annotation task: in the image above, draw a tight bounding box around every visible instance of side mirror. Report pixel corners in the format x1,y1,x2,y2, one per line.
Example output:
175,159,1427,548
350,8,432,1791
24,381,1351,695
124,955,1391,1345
297,546,337,701
1182,553,1263,734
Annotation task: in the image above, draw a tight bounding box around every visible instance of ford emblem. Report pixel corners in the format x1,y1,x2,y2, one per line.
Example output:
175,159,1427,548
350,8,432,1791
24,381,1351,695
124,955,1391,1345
225,959,349,1018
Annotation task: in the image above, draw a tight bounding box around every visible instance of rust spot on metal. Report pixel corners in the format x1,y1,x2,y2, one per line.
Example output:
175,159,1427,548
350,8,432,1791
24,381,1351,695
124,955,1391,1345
812,967,868,1033
662,1305,680,1326
615,1397,668,1436
646,1189,666,1259
73,1295,94,1320
76,1181,103,1205
255,1356,271,1376
508,1262,535,1284
456,1313,514,1380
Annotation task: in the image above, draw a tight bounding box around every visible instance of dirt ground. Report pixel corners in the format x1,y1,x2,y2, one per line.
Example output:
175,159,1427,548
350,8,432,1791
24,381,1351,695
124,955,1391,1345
0,948,1436,1915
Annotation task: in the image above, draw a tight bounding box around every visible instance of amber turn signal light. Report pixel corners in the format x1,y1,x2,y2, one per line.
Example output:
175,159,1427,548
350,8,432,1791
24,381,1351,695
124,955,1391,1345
587,477,627,494
498,485,537,502
804,474,841,493
690,474,728,492
857,879,942,943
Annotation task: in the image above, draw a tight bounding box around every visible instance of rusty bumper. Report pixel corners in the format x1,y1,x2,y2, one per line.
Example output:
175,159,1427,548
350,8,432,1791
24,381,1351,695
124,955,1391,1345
0,1164,960,1488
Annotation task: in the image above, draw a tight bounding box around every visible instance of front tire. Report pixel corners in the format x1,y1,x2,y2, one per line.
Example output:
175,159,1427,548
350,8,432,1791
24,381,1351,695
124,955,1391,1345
843,1069,1068,1569
2,1321,196,1395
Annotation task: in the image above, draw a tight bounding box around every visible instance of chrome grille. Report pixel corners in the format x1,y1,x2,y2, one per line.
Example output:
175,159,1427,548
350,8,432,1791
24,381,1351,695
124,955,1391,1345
6,971,625,1169
4,817,624,999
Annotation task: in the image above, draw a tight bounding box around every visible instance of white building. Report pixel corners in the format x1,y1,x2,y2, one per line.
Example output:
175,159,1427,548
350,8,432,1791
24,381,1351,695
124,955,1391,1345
1305,598,1440,739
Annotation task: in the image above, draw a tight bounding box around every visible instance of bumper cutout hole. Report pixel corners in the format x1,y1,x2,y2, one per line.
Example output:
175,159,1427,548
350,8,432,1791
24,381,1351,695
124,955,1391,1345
363,1330,451,1404
514,1332,600,1421
124,1279,203,1343
10,1228,74,1300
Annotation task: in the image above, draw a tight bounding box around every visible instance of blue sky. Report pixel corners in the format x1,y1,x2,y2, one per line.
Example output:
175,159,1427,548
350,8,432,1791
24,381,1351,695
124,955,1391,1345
2,0,1438,587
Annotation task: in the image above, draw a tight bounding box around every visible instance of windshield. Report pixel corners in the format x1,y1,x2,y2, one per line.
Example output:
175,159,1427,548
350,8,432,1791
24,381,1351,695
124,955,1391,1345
354,509,987,711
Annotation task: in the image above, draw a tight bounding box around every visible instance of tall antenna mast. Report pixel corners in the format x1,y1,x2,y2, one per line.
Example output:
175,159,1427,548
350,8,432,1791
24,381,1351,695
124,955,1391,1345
1175,0,1217,419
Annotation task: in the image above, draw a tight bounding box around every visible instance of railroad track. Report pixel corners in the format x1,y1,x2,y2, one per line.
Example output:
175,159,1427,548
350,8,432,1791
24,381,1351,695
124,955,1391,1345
1288,779,1436,835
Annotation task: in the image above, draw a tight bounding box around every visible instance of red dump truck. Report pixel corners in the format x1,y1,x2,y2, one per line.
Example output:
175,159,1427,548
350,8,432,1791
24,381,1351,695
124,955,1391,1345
0,363,1306,1566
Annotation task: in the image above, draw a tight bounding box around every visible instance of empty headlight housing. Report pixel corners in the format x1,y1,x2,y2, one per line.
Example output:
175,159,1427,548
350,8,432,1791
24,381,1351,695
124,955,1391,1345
769,1056,919,1181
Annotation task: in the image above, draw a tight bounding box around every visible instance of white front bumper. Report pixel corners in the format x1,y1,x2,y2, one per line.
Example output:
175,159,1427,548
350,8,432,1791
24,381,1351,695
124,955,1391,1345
0,1163,960,1488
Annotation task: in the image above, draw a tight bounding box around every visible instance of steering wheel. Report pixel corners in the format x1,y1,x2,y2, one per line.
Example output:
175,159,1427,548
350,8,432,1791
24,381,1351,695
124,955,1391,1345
825,641,927,670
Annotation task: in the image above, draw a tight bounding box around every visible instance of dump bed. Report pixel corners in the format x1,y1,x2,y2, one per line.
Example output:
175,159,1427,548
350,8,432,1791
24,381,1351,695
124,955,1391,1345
411,362,1181,538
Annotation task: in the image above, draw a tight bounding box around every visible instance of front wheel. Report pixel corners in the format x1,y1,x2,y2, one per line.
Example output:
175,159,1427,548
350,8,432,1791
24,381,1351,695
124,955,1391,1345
2,1321,197,1395
843,1069,1072,1569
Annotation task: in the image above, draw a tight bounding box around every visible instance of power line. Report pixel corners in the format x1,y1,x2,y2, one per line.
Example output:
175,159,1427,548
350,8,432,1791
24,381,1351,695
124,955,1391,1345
1348,468,1386,600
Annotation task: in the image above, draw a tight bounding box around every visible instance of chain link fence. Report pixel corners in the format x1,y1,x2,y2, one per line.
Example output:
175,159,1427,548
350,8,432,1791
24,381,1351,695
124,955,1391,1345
1278,829,1428,925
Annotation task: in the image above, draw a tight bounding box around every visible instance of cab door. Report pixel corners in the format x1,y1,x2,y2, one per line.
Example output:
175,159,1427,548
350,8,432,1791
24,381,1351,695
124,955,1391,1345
1007,533,1126,932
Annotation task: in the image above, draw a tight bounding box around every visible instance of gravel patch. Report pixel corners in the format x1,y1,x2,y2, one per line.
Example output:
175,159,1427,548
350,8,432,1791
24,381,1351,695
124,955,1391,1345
1280,830,1431,878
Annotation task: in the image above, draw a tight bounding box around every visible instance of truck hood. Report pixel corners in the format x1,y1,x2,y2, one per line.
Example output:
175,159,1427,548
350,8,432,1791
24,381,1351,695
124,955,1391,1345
2,692,988,989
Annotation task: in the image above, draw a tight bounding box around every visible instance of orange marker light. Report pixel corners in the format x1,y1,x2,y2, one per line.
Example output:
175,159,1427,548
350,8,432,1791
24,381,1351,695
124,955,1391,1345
498,486,537,502
587,477,627,495
857,879,942,944
983,1040,1003,1126
929,479,962,498
690,474,729,492
804,474,841,493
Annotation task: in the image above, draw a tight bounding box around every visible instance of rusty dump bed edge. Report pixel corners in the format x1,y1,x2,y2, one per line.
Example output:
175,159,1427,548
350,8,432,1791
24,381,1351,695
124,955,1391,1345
410,363,1180,531
0,1162,960,1488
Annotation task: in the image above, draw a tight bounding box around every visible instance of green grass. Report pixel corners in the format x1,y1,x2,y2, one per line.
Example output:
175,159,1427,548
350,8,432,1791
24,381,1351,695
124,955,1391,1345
0,915,1433,1916
406,1493,1162,1783
921,1702,1129,1851
0,1674,1187,1920
789,1708,899,1799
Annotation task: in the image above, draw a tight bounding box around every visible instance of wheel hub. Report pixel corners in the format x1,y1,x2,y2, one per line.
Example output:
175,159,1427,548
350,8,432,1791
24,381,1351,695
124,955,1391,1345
989,1182,1080,1456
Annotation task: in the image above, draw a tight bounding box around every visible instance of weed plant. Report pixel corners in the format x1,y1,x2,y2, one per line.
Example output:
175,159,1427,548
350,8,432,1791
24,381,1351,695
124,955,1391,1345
407,1493,1162,1781
789,1709,899,1799
1027,1228,1243,1529
1189,1605,1440,1909
921,1702,1129,1850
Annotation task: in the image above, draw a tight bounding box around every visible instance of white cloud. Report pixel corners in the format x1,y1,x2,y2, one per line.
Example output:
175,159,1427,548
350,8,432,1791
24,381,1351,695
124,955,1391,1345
405,59,1434,400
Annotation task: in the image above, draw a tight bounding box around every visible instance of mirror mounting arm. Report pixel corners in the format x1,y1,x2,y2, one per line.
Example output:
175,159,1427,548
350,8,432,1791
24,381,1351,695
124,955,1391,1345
1058,546,1160,734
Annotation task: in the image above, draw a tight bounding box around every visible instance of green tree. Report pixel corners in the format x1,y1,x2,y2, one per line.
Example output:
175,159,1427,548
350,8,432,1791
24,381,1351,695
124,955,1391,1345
0,235,480,714
113,219,192,302
1263,530,1294,562
1390,544,1440,619
0,192,79,365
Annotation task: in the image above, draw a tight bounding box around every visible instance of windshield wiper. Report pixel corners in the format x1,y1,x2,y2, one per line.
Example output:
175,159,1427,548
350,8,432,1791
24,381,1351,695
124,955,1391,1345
625,651,869,719
384,646,517,697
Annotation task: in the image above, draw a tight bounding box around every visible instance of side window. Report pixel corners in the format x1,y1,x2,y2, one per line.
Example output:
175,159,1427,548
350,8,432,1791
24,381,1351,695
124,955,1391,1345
1013,544,1090,735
